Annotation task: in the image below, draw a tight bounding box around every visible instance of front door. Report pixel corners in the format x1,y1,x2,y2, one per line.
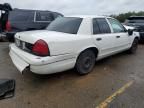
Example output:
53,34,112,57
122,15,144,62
107,18,130,51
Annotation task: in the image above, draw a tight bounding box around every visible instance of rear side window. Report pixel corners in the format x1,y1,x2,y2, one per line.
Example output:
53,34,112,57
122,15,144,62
93,19,101,34
9,11,34,21
47,17,82,34
93,18,111,34
36,12,54,22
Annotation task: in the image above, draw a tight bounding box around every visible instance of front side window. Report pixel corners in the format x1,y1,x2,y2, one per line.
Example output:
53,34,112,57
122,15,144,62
47,17,82,34
108,18,126,33
93,18,111,34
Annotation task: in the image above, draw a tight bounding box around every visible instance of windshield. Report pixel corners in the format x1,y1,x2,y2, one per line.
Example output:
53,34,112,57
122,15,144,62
47,17,82,34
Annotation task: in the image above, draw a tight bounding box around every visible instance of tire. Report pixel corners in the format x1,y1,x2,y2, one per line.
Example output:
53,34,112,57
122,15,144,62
76,50,96,75
128,38,138,54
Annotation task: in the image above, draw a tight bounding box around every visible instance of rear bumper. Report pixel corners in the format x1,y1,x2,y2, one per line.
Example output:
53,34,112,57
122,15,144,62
9,44,76,74
30,58,76,74
9,49,29,73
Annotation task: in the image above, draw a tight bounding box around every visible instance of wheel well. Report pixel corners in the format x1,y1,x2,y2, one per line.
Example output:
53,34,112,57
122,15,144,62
135,37,139,40
79,47,99,58
75,47,99,68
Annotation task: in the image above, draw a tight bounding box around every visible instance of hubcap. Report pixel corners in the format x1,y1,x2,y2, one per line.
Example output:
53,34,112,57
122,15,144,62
76,50,95,74
84,57,91,68
82,56,93,70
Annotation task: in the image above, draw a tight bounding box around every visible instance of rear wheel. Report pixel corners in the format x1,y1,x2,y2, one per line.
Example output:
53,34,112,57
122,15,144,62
128,38,138,54
76,50,96,75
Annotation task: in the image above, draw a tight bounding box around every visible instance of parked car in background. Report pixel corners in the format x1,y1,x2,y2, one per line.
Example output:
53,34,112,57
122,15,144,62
0,3,12,41
124,16,144,42
0,4,63,41
9,16,139,75
123,25,140,39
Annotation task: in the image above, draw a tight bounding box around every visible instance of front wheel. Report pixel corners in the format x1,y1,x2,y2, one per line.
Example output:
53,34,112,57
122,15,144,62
128,38,138,54
75,50,96,75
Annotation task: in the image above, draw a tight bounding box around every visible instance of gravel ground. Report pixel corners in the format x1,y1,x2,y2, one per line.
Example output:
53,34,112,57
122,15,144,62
0,42,144,108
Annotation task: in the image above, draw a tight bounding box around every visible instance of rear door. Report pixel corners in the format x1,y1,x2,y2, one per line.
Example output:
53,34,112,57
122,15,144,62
107,18,130,51
92,18,117,58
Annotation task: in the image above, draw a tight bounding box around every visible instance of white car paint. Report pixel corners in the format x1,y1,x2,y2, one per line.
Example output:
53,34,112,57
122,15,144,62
123,25,135,30
9,16,139,74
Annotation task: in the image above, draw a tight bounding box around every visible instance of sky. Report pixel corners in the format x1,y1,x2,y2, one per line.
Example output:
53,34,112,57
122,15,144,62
1,0,144,15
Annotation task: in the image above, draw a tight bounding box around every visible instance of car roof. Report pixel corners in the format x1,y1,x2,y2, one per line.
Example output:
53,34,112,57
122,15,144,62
11,9,63,16
129,16,144,18
65,15,112,19
12,8,51,12
128,16,144,20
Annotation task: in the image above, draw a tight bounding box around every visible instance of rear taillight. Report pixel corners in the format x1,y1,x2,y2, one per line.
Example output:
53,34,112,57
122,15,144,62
32,39,50,56
5,21,11,31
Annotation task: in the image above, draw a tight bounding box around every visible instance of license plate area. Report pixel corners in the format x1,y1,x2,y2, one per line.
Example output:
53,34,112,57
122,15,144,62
15,39,33,53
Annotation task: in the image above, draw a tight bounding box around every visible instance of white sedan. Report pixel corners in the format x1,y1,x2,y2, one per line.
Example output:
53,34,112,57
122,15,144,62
9,15,139,75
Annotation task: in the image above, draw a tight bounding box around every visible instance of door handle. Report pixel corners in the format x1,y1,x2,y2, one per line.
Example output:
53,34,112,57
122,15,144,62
96,38,102,41
116,36,120,38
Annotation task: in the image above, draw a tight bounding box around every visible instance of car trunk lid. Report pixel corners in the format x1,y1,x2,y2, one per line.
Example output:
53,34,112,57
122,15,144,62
15,30,74,44
15,30,75,56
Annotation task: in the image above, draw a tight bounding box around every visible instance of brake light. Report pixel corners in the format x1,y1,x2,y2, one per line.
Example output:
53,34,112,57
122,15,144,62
32,39,50,56
6,21,11,31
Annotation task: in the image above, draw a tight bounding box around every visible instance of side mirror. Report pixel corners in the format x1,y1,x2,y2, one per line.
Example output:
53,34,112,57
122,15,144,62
128,29,133,36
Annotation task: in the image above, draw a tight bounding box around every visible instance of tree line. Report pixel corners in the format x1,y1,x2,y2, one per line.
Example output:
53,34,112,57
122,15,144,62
110,11,144,23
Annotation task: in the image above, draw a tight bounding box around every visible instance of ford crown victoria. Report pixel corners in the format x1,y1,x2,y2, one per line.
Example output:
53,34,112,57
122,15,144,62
9,16,139,75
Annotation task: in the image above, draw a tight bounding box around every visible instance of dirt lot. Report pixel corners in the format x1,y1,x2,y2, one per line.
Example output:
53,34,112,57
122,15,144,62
0,42,144,108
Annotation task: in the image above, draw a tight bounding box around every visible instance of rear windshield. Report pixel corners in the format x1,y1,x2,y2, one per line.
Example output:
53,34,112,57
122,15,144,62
47,17,82,34
9,11,34,21
127,17,144,23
